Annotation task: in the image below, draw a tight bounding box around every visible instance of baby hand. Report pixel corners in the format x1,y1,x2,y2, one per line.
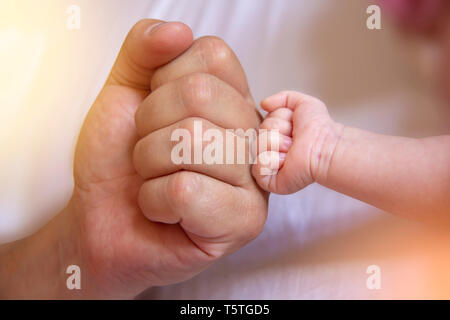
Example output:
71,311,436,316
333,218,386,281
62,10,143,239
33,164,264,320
252,91,343,194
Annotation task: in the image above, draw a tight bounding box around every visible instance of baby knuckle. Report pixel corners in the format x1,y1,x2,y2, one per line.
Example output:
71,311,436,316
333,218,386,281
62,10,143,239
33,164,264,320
240,201,267,241
260,117,282,130
302,94,325,108
311,97,325,107
244,215,265,241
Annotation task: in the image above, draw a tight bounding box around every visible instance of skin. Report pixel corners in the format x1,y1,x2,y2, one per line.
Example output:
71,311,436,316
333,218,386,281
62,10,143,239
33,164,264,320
252,91,450,222
0,19,267,299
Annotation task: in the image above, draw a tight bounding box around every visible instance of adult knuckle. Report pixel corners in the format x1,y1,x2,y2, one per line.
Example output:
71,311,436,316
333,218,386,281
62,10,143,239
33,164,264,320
196,36,234,73
178,117,197,137
131,19,149,31
132,139,147,177
179,73,215,112
137,183,152,216
167,171,200,209
130,19,148,35
150,68,164,91
134,102,149,136
175,117,207,152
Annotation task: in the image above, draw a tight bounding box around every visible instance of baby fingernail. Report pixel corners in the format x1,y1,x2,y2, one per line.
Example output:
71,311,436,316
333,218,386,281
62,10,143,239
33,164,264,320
279,152,286,161
284,137,292,149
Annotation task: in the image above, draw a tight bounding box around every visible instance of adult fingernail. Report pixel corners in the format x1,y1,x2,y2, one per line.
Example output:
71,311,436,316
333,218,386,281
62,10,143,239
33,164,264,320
146,22,166,35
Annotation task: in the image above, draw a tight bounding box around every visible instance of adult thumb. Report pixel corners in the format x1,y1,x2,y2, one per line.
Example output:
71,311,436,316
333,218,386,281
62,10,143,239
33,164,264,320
106,19,193,90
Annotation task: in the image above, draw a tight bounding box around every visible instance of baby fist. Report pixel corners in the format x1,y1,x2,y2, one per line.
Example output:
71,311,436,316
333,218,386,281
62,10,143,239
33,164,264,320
252,91,343,194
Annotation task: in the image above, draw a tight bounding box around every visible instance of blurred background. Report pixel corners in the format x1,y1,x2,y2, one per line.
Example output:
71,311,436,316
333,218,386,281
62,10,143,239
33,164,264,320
1,0,450,299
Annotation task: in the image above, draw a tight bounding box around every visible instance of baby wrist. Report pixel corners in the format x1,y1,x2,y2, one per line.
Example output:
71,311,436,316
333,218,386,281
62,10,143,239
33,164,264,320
310,121,345,185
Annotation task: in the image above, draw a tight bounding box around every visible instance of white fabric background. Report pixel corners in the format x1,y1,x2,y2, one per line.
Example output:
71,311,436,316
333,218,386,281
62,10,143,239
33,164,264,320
1,0,450,299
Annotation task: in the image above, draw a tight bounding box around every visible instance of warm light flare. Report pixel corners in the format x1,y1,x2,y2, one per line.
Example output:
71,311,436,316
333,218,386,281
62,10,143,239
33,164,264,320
0,28,46,139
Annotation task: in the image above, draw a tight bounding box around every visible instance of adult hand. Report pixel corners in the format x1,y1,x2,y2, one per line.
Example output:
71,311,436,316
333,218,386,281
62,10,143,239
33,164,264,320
0,19,267,299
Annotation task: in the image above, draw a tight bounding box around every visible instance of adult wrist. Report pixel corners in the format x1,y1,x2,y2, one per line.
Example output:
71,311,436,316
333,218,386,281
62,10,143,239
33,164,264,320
0,201,84,299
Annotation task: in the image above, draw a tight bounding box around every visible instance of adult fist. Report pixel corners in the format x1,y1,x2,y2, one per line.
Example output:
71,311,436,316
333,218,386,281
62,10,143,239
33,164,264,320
68,21,266,298
133,36,267,258
71,20,203,298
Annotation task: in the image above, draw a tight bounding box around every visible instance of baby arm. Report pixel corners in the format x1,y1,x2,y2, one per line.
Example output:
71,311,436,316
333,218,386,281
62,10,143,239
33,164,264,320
252,91,450,220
